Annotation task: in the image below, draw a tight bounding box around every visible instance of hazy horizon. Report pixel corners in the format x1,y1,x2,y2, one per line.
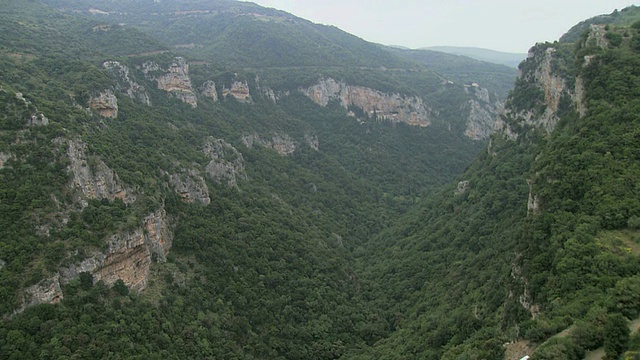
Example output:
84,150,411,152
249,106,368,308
249,0,639,53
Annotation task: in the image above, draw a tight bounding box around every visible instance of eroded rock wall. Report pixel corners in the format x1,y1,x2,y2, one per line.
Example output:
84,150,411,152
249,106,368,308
301,78,431,127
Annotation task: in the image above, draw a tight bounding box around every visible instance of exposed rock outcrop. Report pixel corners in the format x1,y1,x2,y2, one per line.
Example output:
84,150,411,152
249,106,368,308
586,24,609,49
301,78,431,127
464,84,503,140
496,45,575,138
103,61,151,106
222,80,252,103
527,179,540,215
201,80,218,102
67,139,136,206
15,92,49,126
242,133,296,156
60,208,172,291
304,134,320,151
166,169,210,205
0,152,13,169
18,275,63,314
203,137,246,186
454,180,470,196
88,90,119,118
147,57,198,107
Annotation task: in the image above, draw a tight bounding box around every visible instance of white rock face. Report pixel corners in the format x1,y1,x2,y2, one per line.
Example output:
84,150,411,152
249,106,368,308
88,90,119,118
59,208,172,291
203,138,246,186
67,138,136,206
103,61,151,106
201,80,218,102
145,57,198,107
242,133,296,156
166,169,211,205
301,78,431,127
454,180,470,196
222,81,252,103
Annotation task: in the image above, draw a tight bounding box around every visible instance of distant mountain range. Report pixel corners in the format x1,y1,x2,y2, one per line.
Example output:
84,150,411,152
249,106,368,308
422,46,527,68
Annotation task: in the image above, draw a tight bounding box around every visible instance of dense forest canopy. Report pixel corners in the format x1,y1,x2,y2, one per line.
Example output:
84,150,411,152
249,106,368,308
0,1,639,359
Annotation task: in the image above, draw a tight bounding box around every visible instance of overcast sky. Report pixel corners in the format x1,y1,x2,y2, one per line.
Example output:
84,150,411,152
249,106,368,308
248,0,639,53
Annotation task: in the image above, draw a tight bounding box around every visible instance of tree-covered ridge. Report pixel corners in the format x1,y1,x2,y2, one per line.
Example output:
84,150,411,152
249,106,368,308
352,21,640,359
560,5,640,43
0,1,489,359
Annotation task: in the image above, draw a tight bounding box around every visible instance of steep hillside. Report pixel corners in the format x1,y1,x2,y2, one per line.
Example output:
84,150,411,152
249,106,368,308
4,1,639,360
0,1,491,359
356,16,640,360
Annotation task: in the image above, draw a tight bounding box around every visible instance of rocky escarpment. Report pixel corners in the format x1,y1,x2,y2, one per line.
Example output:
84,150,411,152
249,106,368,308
87,89,118,118
302,78,431,127
67,138,136,206
201,80,218,102
59,208,172,289
464,84,503,140
496,44,576,138
203,137,246,187
242,133,297,156
15,92,49,126
165,168,210,205
103,61,151,106
12,209,172,315
222,80,252,103
143,57,197,107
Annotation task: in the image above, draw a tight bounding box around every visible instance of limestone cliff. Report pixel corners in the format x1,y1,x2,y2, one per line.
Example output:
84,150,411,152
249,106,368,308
67,138,136,206
301,78,431,127
165,168,211,205
88,89,118,118
103,61,151,106
222,80,252,103
145,57,198,107
464,84,503,140
497,44,575,137
59,208,172,290
242,133,296,156
201,80,218,102
203,137,246,186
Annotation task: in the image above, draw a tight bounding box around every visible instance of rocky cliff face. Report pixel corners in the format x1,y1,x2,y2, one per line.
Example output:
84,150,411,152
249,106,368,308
60,208,172,290
301,78,431,127
166,168,211,205
67,138,136,206
201,80,218,102
464,84,503,140
242,133,297,156
222,80,252,103
103,61,151,106
12,209,172,315
15,92,50,126
146,57,198,107
497,45,575,137
203,137,246,186
88,90,119,118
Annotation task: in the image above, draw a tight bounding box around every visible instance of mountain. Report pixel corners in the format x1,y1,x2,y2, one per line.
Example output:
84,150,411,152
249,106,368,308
1,1,640,359
422,46,527,68
560,5,640,43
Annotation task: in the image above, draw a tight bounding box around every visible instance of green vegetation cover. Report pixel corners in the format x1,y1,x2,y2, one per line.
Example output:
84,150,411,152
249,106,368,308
1,1,639,359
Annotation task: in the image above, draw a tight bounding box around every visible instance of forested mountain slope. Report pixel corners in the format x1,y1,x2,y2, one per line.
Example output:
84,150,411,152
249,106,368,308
355,16,640,360
1,1,639,360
